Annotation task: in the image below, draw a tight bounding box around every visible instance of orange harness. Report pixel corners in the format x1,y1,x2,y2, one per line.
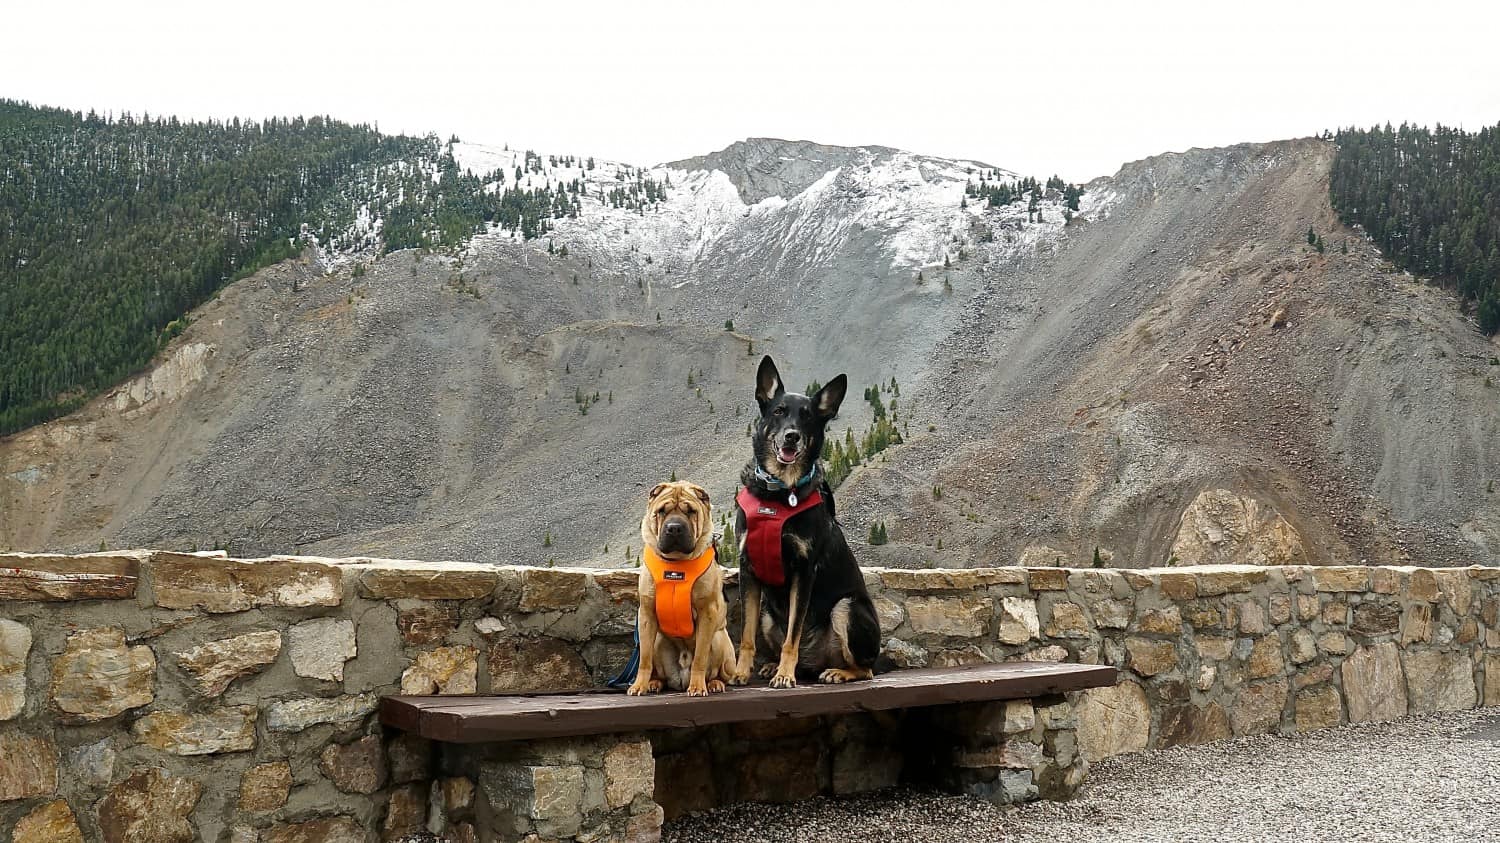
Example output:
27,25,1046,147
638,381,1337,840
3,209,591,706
642,545,715,639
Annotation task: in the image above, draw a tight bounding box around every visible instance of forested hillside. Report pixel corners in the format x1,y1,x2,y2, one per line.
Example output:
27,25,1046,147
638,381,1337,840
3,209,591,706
0,101,581,435
1330,122,1500,333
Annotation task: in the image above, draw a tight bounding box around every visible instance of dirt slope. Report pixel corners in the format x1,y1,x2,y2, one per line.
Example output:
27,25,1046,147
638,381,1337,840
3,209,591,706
3,137,1496,567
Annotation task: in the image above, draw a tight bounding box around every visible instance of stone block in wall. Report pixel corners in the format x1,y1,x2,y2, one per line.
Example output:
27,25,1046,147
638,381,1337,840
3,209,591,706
262,816,365,843
1157,702,1231,747
398,603,462,645
1076,681,1150,760
1342,642,1407,723
132,705,257,755
879,568,1024,591
356,562,499,600
320,735,388,793
997,597,1039,644
1352,601,1401,635
1137,606,1183,635
1229,678,1287,736
68,740,115,787
604,738,654,809
1044,602,1090,638
1408,568,1440,602
0,618,30,720
174,630,281,697
0,730,57,800
1435,570,1475,615
1124,638,1177,677
148,553,340,611
13,798,84,843
1238,600,1268,634
1401,604,1435,645
1247,636,1284,679
0,552,139,601
1027,569,1069,591
264,693,378,732
481,762,587,839
1288,628,1317,664
1370,567,1401,594
874,595,906,634
402,645,480,694
97,767,201,843
383,783,428,841
289,617,357,681
906,595,990,638
1092,599,1130,629
1294,685,1343,732
1195,567,1268,596
239,761,292,812
1403,650,1477,713
520,568,590,612
488,638,592,693
1311,566,1370,592
49,627,154,723
389,733,434,784
1485,654,1500,706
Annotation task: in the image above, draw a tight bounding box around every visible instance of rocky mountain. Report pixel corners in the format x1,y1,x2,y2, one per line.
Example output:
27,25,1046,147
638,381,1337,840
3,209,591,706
2,135,1497,569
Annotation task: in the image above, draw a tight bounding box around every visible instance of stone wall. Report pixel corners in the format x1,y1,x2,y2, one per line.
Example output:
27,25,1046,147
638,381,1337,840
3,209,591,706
1,551,1497,841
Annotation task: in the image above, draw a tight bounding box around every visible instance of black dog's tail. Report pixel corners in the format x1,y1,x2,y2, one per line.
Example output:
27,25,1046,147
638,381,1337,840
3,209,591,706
847,595,883,672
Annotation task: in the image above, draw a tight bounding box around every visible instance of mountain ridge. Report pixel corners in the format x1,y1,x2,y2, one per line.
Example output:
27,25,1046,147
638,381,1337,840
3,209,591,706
2,131,1496,569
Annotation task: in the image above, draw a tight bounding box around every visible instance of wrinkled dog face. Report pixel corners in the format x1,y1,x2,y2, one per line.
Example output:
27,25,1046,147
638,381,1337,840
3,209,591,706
753,356,847,486
642,481,712,558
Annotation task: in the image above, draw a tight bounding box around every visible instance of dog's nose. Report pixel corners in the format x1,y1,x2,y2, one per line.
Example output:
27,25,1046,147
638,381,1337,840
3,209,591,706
784,430,801,444
663,521,686,538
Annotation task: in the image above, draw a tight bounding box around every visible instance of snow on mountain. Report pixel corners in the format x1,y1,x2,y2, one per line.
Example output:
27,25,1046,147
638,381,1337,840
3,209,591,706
448,138,1110,286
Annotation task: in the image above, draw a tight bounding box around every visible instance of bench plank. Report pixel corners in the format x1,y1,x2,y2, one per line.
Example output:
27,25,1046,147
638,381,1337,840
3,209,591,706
382,662,1117,743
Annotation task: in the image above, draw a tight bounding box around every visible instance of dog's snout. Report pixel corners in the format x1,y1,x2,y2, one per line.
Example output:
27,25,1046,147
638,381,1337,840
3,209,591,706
663,521,687,537
783,430,801,444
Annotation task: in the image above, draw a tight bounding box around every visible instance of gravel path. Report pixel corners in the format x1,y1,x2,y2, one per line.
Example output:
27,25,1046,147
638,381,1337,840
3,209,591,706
664,709,1500,843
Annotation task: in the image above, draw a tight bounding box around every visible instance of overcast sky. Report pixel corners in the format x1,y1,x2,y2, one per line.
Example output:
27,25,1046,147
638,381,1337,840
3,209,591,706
7,0,1499,181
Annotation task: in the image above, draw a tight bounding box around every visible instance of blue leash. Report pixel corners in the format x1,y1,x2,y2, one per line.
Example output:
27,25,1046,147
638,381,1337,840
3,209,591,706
606,626,641,690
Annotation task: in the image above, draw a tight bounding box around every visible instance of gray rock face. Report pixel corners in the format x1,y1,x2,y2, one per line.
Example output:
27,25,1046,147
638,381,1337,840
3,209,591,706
665,138,916,204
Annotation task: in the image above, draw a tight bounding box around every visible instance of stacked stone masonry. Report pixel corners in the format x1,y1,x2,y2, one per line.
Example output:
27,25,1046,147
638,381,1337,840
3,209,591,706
1,551,1496,842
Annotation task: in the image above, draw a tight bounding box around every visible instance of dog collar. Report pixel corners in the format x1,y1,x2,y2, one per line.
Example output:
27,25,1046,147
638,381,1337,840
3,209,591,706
753,463,821,507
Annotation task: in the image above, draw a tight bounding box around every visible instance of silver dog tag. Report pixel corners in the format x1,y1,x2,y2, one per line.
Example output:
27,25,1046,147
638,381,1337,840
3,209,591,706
788,492,798,507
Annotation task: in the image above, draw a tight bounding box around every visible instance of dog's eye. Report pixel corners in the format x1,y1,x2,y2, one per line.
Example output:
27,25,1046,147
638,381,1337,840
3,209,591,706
773,407,786,416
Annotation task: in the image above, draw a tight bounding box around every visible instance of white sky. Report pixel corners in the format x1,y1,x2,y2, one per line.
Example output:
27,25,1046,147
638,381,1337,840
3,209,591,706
6,0,1499,181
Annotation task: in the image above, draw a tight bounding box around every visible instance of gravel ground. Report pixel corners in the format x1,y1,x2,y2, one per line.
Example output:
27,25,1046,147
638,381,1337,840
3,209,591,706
664,708,1500,843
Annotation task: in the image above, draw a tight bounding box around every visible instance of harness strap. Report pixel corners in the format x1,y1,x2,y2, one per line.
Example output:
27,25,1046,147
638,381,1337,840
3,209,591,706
736,485,824,587
642,545,715,638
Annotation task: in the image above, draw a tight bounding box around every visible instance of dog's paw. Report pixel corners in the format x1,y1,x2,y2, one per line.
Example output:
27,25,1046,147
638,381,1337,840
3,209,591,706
769,671,798,689
757,662,779,679
818,668,869,684
686,677,710,696
626,680,656,697
727,670,751,686
706,679,727,694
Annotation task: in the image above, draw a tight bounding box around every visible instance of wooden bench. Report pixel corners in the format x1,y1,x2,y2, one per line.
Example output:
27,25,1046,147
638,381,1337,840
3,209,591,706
382,662,1117,843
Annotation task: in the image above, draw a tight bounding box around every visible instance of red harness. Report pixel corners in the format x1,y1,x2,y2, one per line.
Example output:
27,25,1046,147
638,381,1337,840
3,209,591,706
736,485,824,587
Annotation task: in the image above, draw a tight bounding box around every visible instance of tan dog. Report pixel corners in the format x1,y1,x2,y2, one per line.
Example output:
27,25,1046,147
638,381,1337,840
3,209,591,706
627,481,736,696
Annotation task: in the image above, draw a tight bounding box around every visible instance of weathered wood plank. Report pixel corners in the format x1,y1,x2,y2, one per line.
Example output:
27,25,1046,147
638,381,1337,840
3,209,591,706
0,553,141,601
382,662,1117,743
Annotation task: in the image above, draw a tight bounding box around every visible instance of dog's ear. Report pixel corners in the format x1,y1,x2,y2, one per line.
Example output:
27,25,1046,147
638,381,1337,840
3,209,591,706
812,374,847,420
688,484,711,505
648,482,670,500
755,355,784,409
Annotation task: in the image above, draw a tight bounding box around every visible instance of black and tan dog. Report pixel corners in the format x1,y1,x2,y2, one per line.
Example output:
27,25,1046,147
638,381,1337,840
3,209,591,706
627,480,736,697
731,356,881,688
